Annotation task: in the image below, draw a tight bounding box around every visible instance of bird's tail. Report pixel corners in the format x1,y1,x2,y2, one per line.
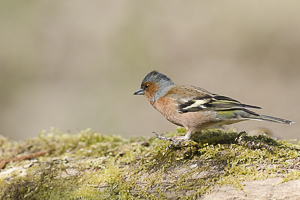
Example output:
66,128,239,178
257,115,294,125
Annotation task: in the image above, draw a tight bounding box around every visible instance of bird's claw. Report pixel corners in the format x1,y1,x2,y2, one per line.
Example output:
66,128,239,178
152,131,171,141
152,131,183,144
152,131,189,154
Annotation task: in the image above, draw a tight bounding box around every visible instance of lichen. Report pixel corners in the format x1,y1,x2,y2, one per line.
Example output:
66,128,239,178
0,128,299,199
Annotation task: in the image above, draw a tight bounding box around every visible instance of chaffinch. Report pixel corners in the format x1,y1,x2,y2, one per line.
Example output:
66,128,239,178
134,70,294,145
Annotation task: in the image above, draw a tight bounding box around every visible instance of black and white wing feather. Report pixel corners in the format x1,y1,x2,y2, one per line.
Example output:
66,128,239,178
172,86,261,114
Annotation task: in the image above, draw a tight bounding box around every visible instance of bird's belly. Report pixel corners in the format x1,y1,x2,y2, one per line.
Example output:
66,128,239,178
178,111,219,129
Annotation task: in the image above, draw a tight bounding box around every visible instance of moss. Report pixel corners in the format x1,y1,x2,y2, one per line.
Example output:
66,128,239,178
0,127,300,199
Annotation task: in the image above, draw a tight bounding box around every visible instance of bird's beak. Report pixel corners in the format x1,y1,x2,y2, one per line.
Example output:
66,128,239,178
134,88,145,95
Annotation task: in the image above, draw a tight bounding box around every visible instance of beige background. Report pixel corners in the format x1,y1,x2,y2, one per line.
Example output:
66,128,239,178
0,1,299,140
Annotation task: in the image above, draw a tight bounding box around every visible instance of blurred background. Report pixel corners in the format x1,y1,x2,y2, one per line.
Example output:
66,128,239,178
0,1,299,141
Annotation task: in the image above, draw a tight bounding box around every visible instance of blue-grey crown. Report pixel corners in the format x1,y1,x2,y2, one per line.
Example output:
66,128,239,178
141,70,174,86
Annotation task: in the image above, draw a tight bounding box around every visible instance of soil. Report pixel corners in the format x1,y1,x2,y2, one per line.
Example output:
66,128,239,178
201,178,300,200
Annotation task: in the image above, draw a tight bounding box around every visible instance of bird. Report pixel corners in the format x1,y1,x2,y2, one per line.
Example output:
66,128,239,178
134,70,294,145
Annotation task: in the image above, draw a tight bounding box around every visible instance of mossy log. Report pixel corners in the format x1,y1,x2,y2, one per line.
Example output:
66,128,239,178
0,128,300,199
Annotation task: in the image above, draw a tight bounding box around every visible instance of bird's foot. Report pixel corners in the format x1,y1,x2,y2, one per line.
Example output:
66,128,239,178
153,132,191,154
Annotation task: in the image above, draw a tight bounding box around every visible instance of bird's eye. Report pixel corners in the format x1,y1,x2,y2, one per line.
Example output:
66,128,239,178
144,84,150,89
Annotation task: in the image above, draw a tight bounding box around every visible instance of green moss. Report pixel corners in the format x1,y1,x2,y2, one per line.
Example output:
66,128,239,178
0,128,299,199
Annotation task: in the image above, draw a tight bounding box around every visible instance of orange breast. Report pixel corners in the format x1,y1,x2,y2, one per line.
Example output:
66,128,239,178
153,97,182,125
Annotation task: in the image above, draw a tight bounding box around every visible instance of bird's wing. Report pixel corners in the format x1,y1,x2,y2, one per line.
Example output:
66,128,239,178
165,85,261,114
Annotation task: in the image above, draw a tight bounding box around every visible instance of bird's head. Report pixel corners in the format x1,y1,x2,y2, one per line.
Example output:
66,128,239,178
134,70,175,102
